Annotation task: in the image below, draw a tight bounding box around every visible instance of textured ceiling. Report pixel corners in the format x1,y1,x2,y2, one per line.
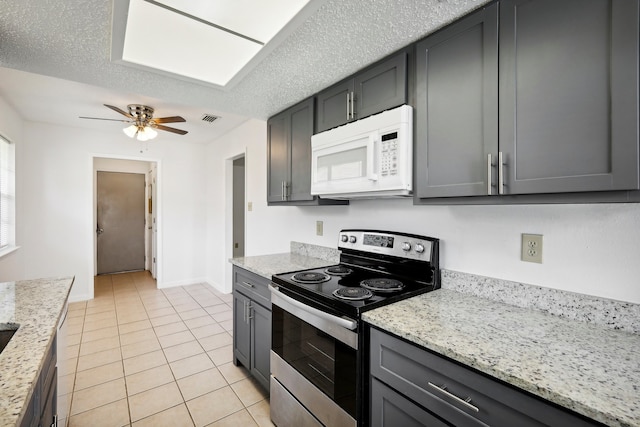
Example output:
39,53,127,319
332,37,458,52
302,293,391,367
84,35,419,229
0,0,490,129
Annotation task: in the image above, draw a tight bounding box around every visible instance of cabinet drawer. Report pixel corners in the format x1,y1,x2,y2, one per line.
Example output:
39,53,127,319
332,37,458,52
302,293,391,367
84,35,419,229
233,267,270,308
370,328,601,427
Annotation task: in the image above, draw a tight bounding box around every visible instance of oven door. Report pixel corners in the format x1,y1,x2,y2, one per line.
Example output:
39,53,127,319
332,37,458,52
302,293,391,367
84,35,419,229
270,285,357,427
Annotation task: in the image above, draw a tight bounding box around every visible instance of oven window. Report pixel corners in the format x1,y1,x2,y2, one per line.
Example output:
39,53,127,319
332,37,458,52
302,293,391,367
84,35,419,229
272,305,357,418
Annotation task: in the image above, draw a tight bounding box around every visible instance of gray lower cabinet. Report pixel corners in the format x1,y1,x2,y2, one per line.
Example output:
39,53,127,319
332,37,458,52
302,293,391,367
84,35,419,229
20,333,57,427
315,50,408,133
232,266,271,391
369,327,602,427
267,97,347,206
415,0,640,202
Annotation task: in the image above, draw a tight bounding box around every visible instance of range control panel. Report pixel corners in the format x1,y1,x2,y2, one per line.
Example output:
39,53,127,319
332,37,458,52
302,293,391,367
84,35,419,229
338,230,433,261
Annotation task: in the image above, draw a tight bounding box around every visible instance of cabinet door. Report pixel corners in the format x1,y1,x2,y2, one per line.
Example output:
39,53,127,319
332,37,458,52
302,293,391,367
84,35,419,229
355,51,408,121
415,4,498,199
267,113,290,203
232,292,251,369
289,98,315,202
315,79,354,133
500,0,640,194
250,302,272,391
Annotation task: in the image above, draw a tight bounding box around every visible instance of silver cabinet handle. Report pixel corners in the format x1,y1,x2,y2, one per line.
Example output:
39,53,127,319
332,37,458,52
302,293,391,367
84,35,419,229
247,302,254,320
241,281,254,288
350,91,355,120
346,92,351,121
428,382,479,413
498,151,505,195
281,181,285,201
243,300,247,323
487,154,493,195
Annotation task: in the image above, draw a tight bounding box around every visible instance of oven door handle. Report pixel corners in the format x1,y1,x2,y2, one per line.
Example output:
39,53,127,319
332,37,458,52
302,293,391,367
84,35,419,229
269,284,357,330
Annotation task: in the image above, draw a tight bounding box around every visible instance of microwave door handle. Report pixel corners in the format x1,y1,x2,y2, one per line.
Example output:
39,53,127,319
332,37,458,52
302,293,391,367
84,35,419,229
367,133,378,181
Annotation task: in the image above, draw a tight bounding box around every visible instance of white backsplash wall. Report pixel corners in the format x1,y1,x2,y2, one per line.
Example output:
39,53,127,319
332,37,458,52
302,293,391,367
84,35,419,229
210,119,640,304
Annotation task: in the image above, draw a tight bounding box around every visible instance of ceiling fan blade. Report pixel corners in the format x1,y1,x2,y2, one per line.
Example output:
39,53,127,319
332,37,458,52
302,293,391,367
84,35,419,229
152,116,186,124
154,124,188,135
78,116,131,122
104,104,133,118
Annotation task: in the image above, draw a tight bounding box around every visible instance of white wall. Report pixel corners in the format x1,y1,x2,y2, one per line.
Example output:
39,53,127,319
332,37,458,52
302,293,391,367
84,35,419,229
7,119,207,301
207,120,640,304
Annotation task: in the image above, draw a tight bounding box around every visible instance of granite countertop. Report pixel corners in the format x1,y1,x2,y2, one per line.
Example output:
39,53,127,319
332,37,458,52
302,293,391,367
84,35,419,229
0,277,74,427
229,251,337,280
363,289,640,427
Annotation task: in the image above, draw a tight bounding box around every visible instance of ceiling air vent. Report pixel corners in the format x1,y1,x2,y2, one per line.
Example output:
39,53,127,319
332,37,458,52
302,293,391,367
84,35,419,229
201,114,220,123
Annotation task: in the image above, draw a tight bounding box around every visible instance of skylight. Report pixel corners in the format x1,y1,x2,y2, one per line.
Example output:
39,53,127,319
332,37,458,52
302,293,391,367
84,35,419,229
111,0,313,87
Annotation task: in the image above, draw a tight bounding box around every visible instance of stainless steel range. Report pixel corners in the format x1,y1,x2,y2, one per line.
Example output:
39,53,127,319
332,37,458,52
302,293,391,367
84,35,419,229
269,230,440,427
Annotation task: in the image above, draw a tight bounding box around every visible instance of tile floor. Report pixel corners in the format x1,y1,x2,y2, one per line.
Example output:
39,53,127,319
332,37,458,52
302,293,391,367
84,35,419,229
57,271,274,427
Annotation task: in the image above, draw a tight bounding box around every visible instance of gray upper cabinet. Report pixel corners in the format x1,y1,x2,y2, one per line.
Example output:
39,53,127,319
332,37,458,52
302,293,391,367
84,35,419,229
316,51,408,133
415,4,498,198
415,0,640,202
267,98,348,205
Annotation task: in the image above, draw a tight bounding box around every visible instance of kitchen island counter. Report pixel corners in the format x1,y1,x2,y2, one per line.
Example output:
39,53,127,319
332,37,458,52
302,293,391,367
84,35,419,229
363,288,639,427
0,277,73,427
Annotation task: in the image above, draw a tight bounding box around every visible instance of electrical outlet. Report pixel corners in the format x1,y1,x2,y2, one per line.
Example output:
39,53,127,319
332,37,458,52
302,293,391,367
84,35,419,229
247,202,252,212
521,234,543,263
316,221,323,236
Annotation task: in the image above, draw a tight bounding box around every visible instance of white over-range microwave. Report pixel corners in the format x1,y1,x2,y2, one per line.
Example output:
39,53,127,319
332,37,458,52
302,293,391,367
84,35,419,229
310,104,413,199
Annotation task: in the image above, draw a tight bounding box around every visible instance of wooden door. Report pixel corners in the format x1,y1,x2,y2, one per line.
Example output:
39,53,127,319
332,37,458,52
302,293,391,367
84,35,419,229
96,171,145,274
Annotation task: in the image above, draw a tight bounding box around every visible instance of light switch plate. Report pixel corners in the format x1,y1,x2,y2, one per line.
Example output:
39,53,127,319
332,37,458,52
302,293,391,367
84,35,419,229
522,234,543,263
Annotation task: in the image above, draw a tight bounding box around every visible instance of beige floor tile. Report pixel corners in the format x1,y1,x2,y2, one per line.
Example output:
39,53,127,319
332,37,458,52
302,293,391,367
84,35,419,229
186,386,244,427
85,304,116,316
190,323,224,340
121,337,161,359
163,340,204,363
230,377,268,407
150,313,182,327
204,305,230,316
68,398,130,427
176,368,227,401
74,360,124,391
118,319,152,335
120,328,157,347
84,317,118,332
217,362,249,384
118,311,149,324
198,332,232,352
77,347,122,372
207,345,233,366
67,333,81,346
66,316,84,327
79,335,120,356
178,308,208,320
154,321,188,337
197,298,225,308
84,310,117,324
219,319,233,333
81,325,119,343
62,344,80,361
170,353,214,379
247,399,274,427
58,373,75,396
211,311,233,323
147,306,178,318
70,378,127,415
128,382,184,422
132,403,194,427
68,301,87,311
65,323,83,336
210,409,258,427
58,357,78,377
126,363,175,396
183,316,216,330
123,350,167,376
158,330,196,348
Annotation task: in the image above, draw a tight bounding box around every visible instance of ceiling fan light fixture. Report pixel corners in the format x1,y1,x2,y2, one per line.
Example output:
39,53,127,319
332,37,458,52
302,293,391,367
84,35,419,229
123,124,138,138
136,125,158,141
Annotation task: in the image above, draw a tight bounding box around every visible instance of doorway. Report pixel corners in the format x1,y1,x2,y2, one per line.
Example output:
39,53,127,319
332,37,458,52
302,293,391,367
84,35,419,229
233,156,245,258
96,171,145,274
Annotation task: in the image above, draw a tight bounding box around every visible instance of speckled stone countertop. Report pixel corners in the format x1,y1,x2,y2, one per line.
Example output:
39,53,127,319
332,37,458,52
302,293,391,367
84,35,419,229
229,242,339,279
0,277,74,427
363,289,640,427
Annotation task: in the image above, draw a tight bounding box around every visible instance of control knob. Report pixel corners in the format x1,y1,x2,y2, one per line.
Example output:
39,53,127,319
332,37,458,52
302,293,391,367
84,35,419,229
340,234,349,243
401,242,411,252
415,243,425,253
349,235,357,243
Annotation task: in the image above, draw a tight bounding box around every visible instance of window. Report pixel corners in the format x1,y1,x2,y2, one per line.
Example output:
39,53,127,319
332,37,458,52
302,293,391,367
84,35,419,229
0,134,15,251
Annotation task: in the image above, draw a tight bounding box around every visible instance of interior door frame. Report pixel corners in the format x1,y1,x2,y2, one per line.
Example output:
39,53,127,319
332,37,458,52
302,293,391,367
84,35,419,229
90,154,162,298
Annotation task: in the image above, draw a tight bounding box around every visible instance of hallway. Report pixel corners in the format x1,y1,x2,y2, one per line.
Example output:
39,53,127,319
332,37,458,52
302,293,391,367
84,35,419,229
58,271,272,426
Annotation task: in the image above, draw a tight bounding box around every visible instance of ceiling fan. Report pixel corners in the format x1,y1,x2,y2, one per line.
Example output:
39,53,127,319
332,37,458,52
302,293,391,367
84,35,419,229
80,104,188,141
